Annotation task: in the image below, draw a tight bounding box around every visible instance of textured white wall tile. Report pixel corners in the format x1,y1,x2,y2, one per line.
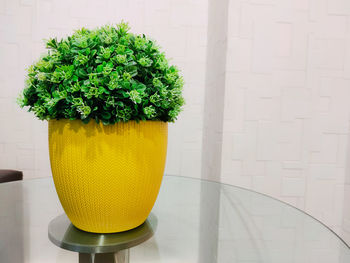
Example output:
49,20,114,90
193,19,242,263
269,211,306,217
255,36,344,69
5,0,20,15
327,0,350,15
231,121,258,161
310,16,347,39
273,70,306,87
310,134,338,164
282,178,306,196
221,159,242,177
274,23,292,57
0,1,5,14
309,164,342,181
252,21,275,73
243,160,265,176
16,153,35,170
226,38,252,72
310,38,345,70
257,121,280,160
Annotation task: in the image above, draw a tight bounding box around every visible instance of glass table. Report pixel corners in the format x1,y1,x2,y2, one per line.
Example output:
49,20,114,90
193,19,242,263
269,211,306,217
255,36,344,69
0,175,349,263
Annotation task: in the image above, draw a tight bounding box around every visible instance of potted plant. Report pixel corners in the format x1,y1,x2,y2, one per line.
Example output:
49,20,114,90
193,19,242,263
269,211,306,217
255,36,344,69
18,22,184,233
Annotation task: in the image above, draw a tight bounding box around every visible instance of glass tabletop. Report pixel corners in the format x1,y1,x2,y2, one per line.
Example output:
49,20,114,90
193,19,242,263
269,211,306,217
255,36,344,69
0,175,349,263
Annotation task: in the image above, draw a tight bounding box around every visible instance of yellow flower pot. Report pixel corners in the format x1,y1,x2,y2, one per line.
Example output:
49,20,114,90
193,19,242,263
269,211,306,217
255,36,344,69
48,119,168,233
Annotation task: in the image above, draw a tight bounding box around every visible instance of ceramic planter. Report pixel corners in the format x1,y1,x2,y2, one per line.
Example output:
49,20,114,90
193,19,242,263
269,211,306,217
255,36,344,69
48,119,167,233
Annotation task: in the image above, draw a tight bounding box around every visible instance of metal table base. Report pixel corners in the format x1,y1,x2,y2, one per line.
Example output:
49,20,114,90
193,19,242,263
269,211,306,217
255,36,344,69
79,250,129,263
48,214,157,263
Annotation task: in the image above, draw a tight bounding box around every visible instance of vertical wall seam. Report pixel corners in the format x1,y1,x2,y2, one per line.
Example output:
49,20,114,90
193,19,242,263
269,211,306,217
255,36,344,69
200,0,230,182
199,0,230,262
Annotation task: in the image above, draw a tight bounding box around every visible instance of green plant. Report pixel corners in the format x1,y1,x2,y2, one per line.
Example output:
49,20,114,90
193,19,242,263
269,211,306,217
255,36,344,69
18,22,184,125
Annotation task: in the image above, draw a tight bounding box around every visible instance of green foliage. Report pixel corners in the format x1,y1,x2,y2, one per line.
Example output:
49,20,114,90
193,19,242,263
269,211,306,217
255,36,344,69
18,22,185,125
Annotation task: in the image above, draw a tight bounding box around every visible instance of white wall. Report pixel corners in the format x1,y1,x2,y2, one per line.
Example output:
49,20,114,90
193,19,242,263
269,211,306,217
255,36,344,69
220,0,350,243
2,0,350,245
0,0,207,179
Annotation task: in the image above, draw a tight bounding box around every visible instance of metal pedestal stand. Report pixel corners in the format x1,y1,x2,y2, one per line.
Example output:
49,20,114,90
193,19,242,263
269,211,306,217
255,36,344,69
48,214,157,263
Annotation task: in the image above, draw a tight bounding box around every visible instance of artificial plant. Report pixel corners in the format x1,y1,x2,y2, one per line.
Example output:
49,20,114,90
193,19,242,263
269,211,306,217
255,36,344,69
18,22,184,125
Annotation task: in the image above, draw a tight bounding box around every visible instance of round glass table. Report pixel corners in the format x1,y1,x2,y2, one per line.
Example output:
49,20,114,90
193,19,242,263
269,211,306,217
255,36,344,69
0,175,349,263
